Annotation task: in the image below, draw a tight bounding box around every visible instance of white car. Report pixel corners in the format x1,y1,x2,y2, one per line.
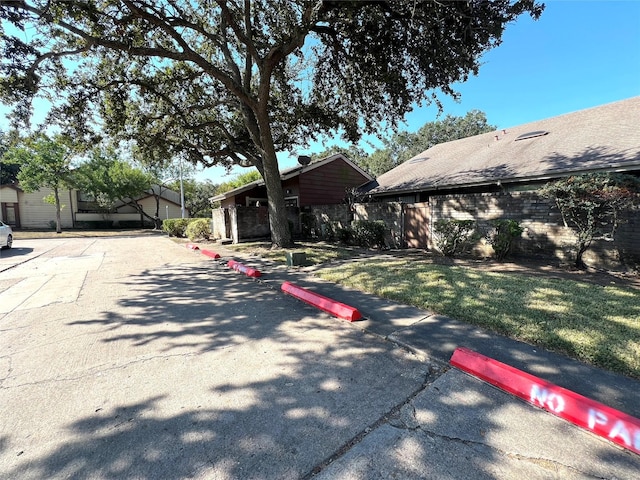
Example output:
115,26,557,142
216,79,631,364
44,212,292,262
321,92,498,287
0,221,13,249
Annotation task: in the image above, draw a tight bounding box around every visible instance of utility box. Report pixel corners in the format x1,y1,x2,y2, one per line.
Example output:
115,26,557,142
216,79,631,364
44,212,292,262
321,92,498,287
285,251,306,267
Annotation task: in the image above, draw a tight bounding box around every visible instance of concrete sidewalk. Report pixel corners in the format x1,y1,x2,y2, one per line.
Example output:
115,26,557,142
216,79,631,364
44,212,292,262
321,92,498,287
216,248,640,419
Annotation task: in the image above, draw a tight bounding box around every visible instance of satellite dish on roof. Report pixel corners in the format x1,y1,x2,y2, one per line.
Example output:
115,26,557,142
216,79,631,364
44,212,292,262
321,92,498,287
297,155,311,166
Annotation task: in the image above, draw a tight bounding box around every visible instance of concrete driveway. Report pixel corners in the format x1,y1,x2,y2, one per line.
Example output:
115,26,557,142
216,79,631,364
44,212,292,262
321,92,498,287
1,236,637,479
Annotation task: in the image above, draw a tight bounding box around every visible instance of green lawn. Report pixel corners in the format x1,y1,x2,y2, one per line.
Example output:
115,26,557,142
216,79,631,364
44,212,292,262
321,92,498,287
226,241,360,265
315,259,640,378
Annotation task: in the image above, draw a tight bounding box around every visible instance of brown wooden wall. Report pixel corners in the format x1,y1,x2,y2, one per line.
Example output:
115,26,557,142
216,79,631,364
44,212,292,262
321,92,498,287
298,159,369,207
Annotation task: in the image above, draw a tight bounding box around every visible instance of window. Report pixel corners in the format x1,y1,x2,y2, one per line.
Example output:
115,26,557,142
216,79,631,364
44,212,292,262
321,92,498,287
284,196,298,207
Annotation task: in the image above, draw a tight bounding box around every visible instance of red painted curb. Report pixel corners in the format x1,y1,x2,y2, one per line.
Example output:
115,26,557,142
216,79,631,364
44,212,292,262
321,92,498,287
227,259,261,278
201,249,221,259
186,243,200,250
450,347,640,455
281,281,362,322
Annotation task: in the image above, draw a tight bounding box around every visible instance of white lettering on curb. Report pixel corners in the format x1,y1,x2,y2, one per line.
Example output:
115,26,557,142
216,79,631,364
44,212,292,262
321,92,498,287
530,385,565,413
587,408,640,450
588,408,608,429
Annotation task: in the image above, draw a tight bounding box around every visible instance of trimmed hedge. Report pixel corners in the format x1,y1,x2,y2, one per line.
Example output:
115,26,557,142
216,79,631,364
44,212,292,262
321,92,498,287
163,218,211,239
185,218,211,241
76,220,114,229
335,220,387,249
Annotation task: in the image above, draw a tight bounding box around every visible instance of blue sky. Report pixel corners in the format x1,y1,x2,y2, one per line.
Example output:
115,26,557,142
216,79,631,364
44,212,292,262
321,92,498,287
2,1,639,183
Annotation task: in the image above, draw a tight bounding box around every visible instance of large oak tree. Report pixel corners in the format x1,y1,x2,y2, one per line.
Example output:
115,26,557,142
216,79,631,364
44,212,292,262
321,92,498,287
0,0,543,246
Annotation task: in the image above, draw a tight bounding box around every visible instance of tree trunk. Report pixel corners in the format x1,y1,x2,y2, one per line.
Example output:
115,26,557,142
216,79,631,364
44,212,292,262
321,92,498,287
575,242,589,270
254,109,292,248
262,150,291,248
54,188,62,234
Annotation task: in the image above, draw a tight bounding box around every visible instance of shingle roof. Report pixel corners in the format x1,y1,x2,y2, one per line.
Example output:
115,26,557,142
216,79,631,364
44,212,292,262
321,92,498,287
366,97,640,196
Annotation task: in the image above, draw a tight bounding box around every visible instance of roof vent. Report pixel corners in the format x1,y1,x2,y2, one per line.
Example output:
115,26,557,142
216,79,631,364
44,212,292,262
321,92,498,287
515,130,549,141
297,155,311,166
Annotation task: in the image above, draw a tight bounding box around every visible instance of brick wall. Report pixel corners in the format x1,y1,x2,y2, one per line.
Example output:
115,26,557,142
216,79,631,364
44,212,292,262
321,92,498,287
301,203,403,246
301,204,352,239
216,192,639,268
354,203,403,248
429,191,639,267
211,209,226,240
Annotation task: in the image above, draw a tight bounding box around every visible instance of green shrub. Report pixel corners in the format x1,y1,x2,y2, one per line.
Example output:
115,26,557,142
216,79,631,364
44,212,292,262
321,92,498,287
300,213,318,239
433,219,479,257
352,220,387,249
335,224,354,244
163,218,190,237
185,218,211,241
486,219,524,260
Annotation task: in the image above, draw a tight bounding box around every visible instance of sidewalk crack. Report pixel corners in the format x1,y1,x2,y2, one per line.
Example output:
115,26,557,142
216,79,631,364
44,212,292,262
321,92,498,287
414,427,607,479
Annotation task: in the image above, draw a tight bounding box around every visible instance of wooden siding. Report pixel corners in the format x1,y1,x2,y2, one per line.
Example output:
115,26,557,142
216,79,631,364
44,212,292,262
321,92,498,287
298,159,369,206
0,186,19,203
221,185,268,208
11,187,185,228
138,196,186,219
115,196,186,219
19,187,76,229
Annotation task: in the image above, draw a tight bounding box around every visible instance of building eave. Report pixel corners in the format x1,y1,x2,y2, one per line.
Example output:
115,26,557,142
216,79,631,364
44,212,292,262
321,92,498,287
367,162,640,198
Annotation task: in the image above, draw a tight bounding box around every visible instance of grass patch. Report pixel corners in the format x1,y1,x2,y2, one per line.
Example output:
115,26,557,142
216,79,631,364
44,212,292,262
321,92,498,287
226,241,360,266
316,259,640,378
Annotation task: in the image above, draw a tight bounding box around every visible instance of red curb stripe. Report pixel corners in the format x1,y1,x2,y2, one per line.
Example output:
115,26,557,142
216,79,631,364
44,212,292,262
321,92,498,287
227,259,261,277
281,281,362,322
450,347,640,455
186,243,200,250
201,249,220,259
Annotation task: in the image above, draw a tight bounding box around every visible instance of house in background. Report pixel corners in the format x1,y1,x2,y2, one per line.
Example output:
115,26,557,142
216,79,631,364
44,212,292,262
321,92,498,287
0,184,187,229
212,153,371,208
359,97,640,265
210,153,372,242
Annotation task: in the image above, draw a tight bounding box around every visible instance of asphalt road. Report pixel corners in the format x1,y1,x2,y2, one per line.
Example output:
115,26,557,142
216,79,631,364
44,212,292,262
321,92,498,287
0,236,638,479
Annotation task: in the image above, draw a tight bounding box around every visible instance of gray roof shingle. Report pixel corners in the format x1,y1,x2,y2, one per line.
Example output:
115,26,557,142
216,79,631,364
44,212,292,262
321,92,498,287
367,97,640,196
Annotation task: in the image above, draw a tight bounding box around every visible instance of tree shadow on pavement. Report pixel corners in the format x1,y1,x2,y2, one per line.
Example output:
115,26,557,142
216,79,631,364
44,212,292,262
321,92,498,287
313,369,640,479
5,260,637,479
4,262,433,479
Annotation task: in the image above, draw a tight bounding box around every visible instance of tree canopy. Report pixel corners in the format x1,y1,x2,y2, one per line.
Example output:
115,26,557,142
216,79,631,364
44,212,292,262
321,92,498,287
2,134,75,232
178,179,219,218
310,110,496,177
217,170,262,194
0,130,21,184
362,110,497,177
0,0,544,246
73,147,156,223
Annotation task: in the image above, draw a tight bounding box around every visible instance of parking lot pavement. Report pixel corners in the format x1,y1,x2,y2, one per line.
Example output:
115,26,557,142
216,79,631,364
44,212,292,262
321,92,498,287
1,236,638,479
0,236,431,479
315,369,639,479
0,238,57,271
